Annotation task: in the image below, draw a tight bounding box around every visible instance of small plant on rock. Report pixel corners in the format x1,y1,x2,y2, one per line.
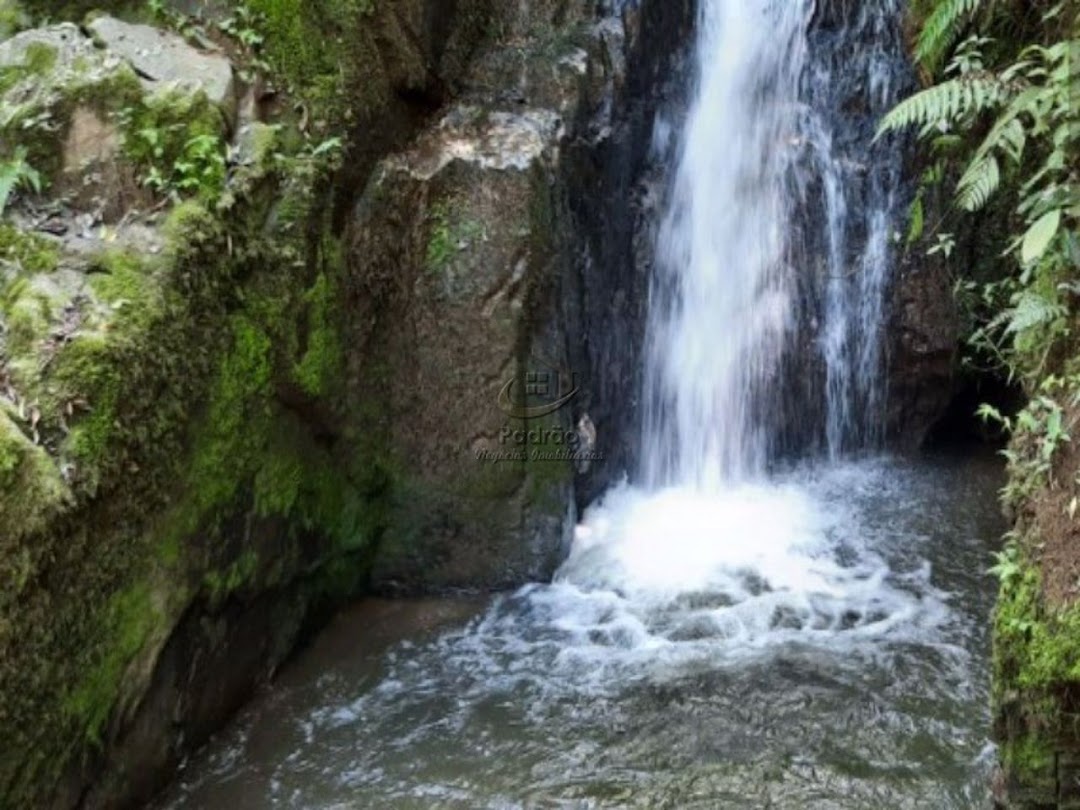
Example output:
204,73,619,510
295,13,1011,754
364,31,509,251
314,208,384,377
0,147,41,218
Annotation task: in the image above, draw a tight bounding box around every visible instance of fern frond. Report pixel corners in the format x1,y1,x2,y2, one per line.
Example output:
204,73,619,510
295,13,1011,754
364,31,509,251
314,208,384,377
916,0,987,68
876,74,1007,137
967,85,1040,166
1005,290,1065,334
956,154,1000,210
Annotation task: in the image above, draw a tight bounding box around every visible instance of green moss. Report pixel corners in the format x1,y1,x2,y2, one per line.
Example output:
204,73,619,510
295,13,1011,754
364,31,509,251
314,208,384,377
0,412,71,542
2,286,49,357
1000,733,1057,786
425,201,484,274
995,549,1080,693
253,434,304,517
22,40,56,73
0,227,64,364
204,550,259,603
426,203,455,272
993,538,1080,794
0,49,377,806
182,313,274,530
0,56,143,182
294,269,345,397
246,0,374,111
0,221,59,274
0,0,28,39
39,250,167,491
56,336,124,484
63,583,159,745
119,88,228,200
0,40,58,93
86,249,164,331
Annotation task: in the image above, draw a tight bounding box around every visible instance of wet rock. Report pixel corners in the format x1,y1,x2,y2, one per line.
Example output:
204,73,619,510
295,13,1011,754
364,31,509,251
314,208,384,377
350,105,575,591
0,408,73,544
347,0,696,591
886,251,958,447
0,2,561,808
390,106,564,180
86,16,235,120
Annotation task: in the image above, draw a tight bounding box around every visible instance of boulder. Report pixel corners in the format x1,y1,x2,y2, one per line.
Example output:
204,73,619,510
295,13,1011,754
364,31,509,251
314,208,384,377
0,22,94,71
86,16,234,122
0,25,138,211
885,250,959,447
0,21,234,217
351,105,575,591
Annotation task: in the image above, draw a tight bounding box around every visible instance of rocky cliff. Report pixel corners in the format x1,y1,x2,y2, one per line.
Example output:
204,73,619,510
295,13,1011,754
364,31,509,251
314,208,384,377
0,0,980,807
0,0,701,806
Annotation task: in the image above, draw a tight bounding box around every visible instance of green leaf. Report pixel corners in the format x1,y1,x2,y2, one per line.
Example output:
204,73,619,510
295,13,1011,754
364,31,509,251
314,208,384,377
916,0,987,69
876,75,1007,139
1021,209,1061,265
907,195,925,244
957,154,1000,211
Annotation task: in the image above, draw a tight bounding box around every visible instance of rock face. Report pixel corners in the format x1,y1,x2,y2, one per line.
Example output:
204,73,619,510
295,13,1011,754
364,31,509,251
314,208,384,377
344,0,701,587
885,246,959,448
349,106,578,591
560,0,695,506
0,0,692,807
0,1,980,808
86,16,235,119
0,24,138,211
0,2,508,807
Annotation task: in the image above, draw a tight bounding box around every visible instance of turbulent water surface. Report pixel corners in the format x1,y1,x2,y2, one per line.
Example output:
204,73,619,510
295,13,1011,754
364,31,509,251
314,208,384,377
160,0,1003,806
160,456,1002,810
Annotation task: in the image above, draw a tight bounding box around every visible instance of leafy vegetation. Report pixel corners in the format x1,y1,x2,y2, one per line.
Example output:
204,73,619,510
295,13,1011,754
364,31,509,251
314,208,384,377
118,89,227,201
882,1,1078,470
0,146,41,216
882,2,1078,384
426,201,485,273
885,0,1079,793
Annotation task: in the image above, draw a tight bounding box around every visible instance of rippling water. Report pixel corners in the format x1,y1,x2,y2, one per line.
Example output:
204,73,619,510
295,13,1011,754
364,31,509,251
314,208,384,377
159,454,1003,810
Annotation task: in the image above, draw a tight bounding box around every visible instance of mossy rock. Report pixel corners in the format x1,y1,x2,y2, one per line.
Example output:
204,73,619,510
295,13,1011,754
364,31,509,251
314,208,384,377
0,409,71,542
0,1,566,805
0,24,143,181
993,539,1080,805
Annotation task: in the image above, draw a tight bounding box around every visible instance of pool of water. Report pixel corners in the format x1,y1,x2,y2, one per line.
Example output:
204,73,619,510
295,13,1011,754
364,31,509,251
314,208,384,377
157,453,1004,809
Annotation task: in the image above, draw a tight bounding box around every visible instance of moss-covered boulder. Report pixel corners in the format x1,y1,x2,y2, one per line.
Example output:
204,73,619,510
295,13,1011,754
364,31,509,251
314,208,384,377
0,18,235,216
85,15,235,115
0,0,607,807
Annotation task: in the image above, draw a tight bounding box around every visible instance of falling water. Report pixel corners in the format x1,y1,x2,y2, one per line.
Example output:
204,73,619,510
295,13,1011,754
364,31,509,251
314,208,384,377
160,3,1005,807
643,0,905,483
642,0,811,487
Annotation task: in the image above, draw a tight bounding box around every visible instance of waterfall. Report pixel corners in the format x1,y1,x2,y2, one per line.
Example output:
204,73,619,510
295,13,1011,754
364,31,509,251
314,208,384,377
641,0,904,488
161,3,1003,806
557,0,916,648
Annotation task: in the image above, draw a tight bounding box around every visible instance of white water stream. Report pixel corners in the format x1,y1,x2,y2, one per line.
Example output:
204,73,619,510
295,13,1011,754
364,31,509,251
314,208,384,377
161,2,1005,807
572,0,910,652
